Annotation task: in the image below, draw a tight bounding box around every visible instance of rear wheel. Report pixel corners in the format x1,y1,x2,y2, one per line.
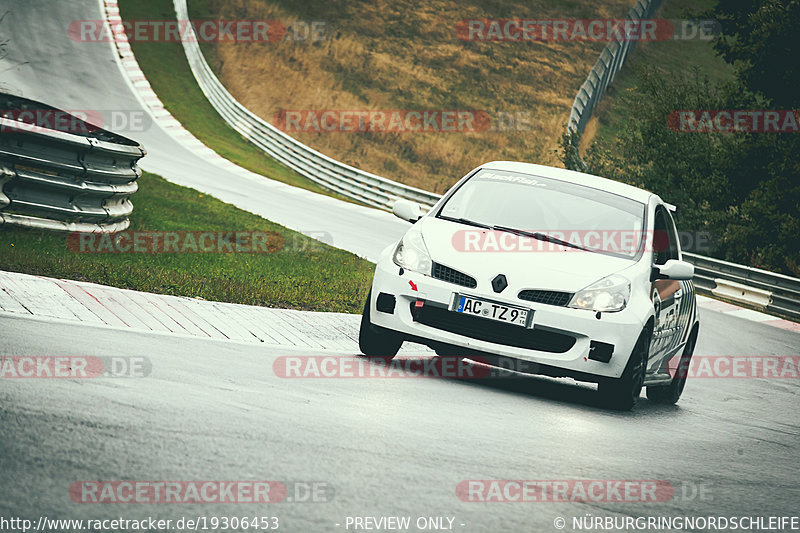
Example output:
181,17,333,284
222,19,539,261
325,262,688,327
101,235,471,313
358,290,402,359
598,327,651,411
647,326,698,404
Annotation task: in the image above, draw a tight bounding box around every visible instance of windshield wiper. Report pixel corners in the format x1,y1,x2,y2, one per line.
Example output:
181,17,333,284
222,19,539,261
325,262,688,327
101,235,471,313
491,225,591,252
440,216,492,229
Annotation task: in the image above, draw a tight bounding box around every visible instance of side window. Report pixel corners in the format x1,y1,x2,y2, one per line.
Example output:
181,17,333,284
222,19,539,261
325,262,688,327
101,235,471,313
653,207,679,265
665,210,680,260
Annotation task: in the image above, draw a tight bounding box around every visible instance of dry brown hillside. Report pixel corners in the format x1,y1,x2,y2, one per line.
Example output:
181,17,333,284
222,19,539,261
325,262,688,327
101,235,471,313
198,0,633,193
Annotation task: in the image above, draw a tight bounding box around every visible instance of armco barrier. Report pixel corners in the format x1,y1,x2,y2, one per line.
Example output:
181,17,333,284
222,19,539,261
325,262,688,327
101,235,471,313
567,0,663,135
684,253,800,322
0,93,145,232
712,279,772,309
171,0,440,211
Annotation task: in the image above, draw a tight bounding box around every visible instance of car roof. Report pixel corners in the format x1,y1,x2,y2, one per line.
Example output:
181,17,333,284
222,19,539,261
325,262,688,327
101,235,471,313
481,161,655,204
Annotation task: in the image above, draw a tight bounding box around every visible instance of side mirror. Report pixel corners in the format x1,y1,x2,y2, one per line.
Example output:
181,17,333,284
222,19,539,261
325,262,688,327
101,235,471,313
651,259,694,281
392,199,423,223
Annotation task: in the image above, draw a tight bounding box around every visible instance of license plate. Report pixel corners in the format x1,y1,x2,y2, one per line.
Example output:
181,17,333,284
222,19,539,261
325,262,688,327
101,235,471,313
455,295,529,327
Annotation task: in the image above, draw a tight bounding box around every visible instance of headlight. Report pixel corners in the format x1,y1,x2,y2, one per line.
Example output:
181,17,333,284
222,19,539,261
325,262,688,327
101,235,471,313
393,227,432,274
568,274,630,312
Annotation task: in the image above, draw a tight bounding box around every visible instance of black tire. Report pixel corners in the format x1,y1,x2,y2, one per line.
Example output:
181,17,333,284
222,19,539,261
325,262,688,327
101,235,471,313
358,290,402,359
598,327,651,411
647,326,698,404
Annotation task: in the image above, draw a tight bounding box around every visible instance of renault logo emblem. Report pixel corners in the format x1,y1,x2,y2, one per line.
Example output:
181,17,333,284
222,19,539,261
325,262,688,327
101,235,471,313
492,274,508,293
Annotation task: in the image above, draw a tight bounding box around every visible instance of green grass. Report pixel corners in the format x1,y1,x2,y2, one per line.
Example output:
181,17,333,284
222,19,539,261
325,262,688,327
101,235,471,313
117,0,353,202
586,0,736,149
0,173,374,313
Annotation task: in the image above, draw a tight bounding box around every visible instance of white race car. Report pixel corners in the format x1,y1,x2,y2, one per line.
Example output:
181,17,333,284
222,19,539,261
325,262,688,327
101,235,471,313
359,162,699,410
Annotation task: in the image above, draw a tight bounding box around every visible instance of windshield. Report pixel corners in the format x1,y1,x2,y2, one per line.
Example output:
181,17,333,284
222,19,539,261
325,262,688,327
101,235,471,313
437,169,647,259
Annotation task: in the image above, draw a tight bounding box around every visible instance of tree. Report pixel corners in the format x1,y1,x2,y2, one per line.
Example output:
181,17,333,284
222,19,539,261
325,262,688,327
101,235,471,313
561,66,800,275
706,0,800,107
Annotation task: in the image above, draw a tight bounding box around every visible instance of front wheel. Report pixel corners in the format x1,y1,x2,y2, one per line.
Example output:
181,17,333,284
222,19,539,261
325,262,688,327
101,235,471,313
598,327,651,411
358,290,402,359
647,326,698,405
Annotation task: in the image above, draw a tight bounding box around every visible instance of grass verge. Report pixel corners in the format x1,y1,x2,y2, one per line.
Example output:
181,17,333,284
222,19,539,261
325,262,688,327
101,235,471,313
117,0,354,202
195,0,634,193
0,172,374,313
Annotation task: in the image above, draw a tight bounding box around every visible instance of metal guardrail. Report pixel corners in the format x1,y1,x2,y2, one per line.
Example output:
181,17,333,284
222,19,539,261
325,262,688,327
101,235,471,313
0,93,145,232
567,0,663,135
173,0,440,211
684,253,800,322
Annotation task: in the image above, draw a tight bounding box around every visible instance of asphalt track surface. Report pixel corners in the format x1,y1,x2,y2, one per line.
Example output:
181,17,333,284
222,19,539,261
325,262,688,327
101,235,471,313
1,1,800,531
2,309,799,531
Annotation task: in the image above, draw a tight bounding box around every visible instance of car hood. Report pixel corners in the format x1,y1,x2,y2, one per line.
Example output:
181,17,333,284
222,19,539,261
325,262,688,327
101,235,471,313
418,217,637,293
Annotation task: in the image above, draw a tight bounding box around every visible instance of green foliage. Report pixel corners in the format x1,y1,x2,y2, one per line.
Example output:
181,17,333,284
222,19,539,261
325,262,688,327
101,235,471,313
705,0,800,107
561,68,800,275
562,1,800,276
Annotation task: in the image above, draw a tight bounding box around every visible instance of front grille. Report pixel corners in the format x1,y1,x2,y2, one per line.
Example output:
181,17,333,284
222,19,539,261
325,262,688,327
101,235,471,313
412,303,575,353
432,262,477,288
518,290,573,307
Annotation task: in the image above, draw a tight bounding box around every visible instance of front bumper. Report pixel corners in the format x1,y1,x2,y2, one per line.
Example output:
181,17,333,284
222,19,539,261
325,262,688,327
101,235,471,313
368,259,646,380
